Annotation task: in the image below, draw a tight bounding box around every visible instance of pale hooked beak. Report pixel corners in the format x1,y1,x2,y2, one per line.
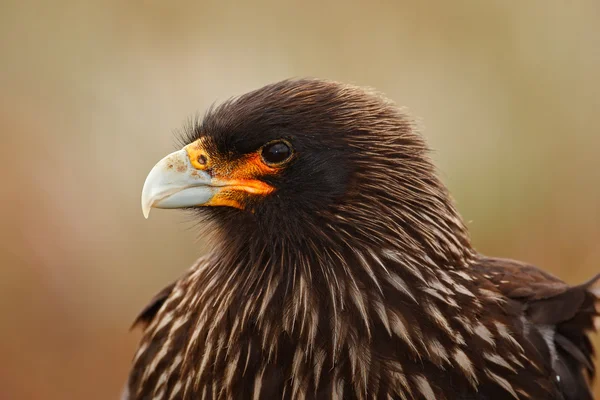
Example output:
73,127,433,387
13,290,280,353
141,149,217,218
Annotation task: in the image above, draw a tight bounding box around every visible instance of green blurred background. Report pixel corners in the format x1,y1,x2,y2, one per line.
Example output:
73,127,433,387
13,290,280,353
1,0,598,398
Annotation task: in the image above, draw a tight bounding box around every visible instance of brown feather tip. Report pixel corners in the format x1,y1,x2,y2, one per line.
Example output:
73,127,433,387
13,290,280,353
130,283,174,330
586,273,600,331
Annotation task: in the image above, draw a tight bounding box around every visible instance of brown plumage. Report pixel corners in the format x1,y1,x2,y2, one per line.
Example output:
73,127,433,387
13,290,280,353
126,78,599,400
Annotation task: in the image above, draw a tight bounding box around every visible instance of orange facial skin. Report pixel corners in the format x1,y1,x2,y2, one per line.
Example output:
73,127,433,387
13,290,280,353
184,139,280,210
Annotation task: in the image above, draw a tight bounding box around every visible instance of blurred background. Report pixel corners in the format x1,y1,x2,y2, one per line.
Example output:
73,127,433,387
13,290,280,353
1,0,599,398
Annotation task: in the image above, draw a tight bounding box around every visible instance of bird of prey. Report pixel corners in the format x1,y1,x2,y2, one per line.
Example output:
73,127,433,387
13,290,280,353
126,78,599,400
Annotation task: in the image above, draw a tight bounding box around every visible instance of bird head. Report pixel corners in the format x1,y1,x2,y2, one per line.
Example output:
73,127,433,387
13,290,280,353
142,79,472,263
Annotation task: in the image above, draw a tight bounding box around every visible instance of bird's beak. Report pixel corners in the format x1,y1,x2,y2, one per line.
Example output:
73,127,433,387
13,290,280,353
141,142,275,218
141,148,218,218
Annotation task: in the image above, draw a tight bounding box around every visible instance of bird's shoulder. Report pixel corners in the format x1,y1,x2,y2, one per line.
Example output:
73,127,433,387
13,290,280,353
473,255,599,400
472,256,569,300
131,282,176,329
130,255,215,330
473,255,599,324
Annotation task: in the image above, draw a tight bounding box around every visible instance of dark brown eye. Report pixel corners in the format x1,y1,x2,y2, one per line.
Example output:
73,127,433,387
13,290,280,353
260,140,293,166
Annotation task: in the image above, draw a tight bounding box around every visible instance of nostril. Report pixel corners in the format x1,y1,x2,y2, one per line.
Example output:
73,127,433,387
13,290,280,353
197,154,207,166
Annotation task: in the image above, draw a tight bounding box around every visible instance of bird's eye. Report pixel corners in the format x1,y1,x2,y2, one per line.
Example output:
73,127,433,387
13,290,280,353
260,140,293,166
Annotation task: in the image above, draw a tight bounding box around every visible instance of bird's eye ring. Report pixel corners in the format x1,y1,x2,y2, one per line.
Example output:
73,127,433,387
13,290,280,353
260,140,293,166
